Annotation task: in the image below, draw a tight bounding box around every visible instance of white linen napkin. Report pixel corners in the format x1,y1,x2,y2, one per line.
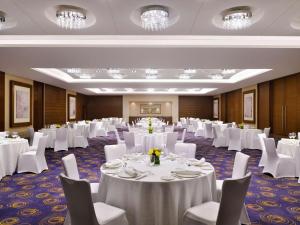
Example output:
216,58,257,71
171,169,202,176
105,159,123,168
124,167,138,177
188,158,206,167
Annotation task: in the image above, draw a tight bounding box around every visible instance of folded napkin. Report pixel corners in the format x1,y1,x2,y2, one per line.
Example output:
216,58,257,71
124,167,138,177
171,169,202,176
105,159,123,168
188,158,206,167
166,153,180,160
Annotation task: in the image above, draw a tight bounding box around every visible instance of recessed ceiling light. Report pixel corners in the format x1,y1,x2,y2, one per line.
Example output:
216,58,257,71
107,68,120,74
145,68,158,74
146,74,158,79
210,74,224,80
56,6,87,29
111,74,124,79
222,69,236,75
67,68,81,74
222,6,252,30
184,69,196,74
103,88,114,92
168,88,177,92
141,5,169,31
147,88,155,92
125,88,134,92
179,74,192,79
79,74,92,79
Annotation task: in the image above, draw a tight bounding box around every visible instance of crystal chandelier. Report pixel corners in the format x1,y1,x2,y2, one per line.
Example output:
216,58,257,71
56,7,86,29
223,7,252,30
0,12,5,30
141,6,169,31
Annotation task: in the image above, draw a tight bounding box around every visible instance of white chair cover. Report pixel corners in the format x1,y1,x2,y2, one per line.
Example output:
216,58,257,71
174,143,196,158
123,132,142,153
298,132,300,140
0,131,7,137
165,125,175,133
74,127,88,148
104,144,126,161
96,128,107,137
258,133,267,167
89,122,97,138
263,138,296,178
263,127,271,137
165,132,178,154
18,136,48,174
60,174,128,225
228,128,242,151
54,128,68,152
114,130,124,144
29,132,44,151
177,129,186,143
204,123,213,139
28,127,34,146
212,126,227,147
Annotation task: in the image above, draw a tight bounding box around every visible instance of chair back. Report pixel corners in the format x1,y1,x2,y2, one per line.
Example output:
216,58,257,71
89,123,97,138
28,127,34,146
166,132,178,154
212,126,218,139
229,128,241,140
204,123,213,138
174,143,196,158
62,154,80,180
181,129,186,142
258,133,267,151
59,174,98,225
36,136,48,158
263,138,279,161
123,132,135,149
114,130,122,143
232,152,250,179
56,128,67,141
217,173,252,225
0,131,7,137
298,132,300,140
32,132,44,147
263,127,271,137
104,144,126,161
227,123,232,128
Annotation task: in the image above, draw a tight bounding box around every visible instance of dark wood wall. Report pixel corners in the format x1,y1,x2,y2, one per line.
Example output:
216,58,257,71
221,89,243,124
179,96,213,119
33,81,44,130
0,72,5,131
86,96,123,119
44,84,66,125
258,82,270,129
76,93,87,121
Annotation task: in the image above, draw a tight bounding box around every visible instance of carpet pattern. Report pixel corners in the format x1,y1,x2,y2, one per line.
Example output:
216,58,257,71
0,130,299,225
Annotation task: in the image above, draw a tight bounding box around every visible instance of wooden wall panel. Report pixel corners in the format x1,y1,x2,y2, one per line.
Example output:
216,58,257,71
225,89,242,124
258,81,270,129
44,84,66,125
0,72,4,131
33,81,44,130
179,96,213,119
220,94,226,122
86,96,123,119
76,93,87,121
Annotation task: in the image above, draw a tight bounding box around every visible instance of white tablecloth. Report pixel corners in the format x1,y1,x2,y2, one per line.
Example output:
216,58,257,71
277,139,300,182
0,138,29,180
223,128,262,149
98,159,216,225
134,132,167,153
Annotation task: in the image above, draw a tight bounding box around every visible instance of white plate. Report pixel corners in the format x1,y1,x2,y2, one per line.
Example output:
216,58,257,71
173,173,201,178
161,176,175,181
117,171,138,178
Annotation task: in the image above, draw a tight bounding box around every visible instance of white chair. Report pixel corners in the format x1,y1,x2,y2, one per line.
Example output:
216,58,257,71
177,129,186,143
89,122,97,138
107,125,116,132
54,128,68,152
18,136,48,174
114,130,124,144
74,127,88,148
183,173,252,225
174,143,196,158
228,128,242,151
0,131,7,137
216,152,250,200
298,132,300,140
165,124,175,133
164,132,178,154
60,174,129,225
62,154,99,202
212,126,226,148
29,132,44,151
204,123,213,139
104,144,126,161
263,138,296,178
187,125,195,132
263,127,271,137
194,122,204,137
258,133,267,167
96,128,107,137
27,127,34,146
123,132,142,153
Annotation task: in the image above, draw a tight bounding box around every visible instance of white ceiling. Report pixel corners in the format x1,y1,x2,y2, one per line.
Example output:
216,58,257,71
0,0,300,95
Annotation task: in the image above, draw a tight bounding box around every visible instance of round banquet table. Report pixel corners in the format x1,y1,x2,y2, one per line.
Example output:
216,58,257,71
277,139,300,183
134,132,167,153
223,128,262,149
98,158,217,225
0,138,29,180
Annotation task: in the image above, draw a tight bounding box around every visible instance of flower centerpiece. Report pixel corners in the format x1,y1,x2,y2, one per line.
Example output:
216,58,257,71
56,124,61,128
148,148,161,165
239,123,244,129
148,117,153,134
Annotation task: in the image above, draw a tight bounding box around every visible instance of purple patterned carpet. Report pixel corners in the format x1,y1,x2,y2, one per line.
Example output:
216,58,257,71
0,130,299,225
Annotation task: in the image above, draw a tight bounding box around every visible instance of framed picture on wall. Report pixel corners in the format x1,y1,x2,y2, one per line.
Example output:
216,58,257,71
243,90,256,123
68,94,76,121
140,104,161,114
10,81,32,127
213,98,219,119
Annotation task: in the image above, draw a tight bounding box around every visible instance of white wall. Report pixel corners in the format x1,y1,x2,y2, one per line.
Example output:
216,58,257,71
123,95,179,122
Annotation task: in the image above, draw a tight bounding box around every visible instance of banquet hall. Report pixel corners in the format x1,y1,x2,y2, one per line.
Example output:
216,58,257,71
0,0,300,225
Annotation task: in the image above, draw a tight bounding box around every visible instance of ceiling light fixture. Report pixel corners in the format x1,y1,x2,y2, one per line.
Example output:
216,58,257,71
146,74,158,79
107,68,120,74
141,5,169,31
103,88,114,92
79,74,92,79
222,6,252,30
56,6,86,29
66,68,81,74
179,74,192,79
145,68,158,74
0,12,6,30
125,88,134,92
210,74,224,80
111,74,124,79
184,69,196,74
147,88,155,92
222,69,236,75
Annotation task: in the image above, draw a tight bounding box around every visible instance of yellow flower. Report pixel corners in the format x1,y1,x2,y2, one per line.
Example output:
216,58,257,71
148,149,154,155
154,151,161,157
